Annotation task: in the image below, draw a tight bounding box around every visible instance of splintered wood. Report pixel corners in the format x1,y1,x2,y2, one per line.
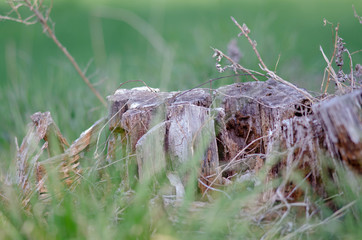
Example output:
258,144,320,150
316,90,362,173
15,112,106,205
108,80,361,197
14,80,361,203
266,88,362,200
108,80,314,193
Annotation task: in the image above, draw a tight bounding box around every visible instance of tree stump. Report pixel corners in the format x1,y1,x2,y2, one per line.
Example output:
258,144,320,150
315,89,362,173
107,80,361,196
107,80,320,191
14,80,361,202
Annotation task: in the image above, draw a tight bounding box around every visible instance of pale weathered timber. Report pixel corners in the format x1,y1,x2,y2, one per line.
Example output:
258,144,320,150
107,79,312,189
107,80,362,196
12,80,361,202
14,112,107,205
108,87,219,186
136,121,168,181
167,103,219,189
107,88,171,152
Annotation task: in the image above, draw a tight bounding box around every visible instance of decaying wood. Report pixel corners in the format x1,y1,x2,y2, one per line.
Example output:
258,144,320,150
213,80,311,177
14,80,361,202
107,80,313,192
136,121,167,181
266,88,362,200
15,112,106,205
30,112,70,194
266,114,326,199
316,89,362,173
108,80,361,196
16,112,70,201
167,103,219,190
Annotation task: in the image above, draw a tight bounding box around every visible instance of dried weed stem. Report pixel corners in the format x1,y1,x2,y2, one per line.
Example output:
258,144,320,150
213,17,315,102
231,17,315,102
353,5,362,24
202,134,268,198
320,19,360,94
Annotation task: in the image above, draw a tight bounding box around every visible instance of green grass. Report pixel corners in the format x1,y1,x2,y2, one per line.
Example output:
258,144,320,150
1,142,361,239
0,0,361,239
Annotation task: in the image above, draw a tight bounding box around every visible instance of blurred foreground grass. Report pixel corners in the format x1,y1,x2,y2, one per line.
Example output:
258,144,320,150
0,132,361,239
0,1,361,238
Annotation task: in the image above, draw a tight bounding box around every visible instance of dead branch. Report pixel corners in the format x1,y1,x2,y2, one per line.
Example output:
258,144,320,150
320,20,360,93
229,17,315,102
0,0,107,107
212,47,263,81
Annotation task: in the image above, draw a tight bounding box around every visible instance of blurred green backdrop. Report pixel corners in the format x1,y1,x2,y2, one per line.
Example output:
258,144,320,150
0,0,361,162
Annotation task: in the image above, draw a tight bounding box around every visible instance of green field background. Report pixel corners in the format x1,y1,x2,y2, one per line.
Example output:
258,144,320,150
0,0,361,161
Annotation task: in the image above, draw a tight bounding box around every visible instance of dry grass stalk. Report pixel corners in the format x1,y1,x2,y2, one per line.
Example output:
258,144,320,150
212,48,262,81
280,200,356,239
202,135,268,198
321,22,339,93
213,17,315,102
231,17,316,102
0,0,107,107
320,45,345,93
320,19,361,94
353,5,362,24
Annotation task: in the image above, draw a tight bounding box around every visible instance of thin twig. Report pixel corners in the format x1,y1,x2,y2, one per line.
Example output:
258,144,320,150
213,47,263,81
231,16,267,70
203,135,268,197
351,49,362,55
323,23,339,94
320,46,344,93
274,54,281,73
286,172,312,200
26,0,106,106
96,154,137,170
353,5,362,24
230,16,315,102
0,0,107,107
198,178,231,199
345,49,354,87
280,201,356,240
0,14,36,25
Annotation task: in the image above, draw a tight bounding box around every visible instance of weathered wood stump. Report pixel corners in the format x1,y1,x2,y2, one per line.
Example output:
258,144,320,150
316,90,362,173
107,80,361,196
14,80,361,204
107,80,327,191
266,88,362,200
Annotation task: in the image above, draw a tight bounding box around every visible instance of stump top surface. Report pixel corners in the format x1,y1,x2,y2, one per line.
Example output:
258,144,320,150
215,79,309,108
